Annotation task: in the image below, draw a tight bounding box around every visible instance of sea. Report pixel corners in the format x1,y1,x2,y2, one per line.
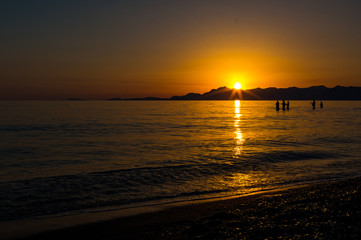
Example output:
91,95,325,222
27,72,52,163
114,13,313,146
1,100,361,227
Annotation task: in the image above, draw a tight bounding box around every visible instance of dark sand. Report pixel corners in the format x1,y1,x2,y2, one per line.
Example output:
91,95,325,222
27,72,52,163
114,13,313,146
19,177,361,239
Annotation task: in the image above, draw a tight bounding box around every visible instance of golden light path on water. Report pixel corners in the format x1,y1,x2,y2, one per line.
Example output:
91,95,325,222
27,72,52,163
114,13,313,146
222,100,267,194
234,100,244,157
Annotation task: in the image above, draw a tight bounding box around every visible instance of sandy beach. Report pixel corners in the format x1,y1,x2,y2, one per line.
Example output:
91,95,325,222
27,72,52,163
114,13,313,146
15,176,361,240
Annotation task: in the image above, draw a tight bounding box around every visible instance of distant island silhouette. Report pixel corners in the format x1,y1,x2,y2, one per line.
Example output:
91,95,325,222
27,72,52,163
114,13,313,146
108,85,361,101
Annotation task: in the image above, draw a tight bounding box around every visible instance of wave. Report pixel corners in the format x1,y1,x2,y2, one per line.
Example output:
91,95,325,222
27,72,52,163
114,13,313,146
0,149,343,222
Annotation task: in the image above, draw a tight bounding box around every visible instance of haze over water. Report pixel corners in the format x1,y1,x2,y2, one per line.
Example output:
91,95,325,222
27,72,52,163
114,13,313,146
1,100,361,223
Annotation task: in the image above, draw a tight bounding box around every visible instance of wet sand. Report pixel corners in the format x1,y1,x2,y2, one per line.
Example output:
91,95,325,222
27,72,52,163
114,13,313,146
19,177,361,239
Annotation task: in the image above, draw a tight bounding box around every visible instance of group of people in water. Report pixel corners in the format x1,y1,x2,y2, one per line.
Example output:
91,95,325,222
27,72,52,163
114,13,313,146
311,100,323,109
275,100,289,111
276,100,324,111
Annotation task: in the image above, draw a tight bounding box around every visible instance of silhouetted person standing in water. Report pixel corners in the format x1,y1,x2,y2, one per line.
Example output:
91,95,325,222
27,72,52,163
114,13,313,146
311,100,316,109
286,101,289,110
320,101,323,108
282,100,286,111
276,100,280,111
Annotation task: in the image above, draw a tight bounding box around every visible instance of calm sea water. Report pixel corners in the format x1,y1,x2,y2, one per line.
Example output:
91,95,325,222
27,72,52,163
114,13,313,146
1,100,361,223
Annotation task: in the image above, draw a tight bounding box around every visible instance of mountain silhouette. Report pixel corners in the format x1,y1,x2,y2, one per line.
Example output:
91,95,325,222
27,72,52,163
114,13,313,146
108,85,361,100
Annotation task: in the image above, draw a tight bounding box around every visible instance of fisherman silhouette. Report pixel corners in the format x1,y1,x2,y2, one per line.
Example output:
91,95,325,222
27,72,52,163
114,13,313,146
311,100,316,109
286,101,289,110
276,100,280,111
282,100,286,111
320,101,323,108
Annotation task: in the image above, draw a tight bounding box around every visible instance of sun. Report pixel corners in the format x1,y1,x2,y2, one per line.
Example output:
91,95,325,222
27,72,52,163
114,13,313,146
233,82,242,90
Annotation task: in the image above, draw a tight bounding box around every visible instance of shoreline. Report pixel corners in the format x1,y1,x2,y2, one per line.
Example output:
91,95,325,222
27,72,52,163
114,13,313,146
0,182,301,240
7,176,361,239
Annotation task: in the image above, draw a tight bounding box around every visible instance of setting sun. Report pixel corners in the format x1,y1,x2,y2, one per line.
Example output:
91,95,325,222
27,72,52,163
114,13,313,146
234,82,242,90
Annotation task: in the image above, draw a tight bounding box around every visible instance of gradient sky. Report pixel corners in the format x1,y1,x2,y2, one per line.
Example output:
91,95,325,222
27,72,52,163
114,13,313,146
1,1,361,99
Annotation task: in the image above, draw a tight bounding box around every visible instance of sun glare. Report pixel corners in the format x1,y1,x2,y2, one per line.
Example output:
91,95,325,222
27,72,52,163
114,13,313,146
234,82,242,90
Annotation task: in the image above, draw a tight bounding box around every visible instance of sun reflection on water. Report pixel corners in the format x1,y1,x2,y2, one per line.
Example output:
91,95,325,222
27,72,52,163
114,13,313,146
234,100,244,157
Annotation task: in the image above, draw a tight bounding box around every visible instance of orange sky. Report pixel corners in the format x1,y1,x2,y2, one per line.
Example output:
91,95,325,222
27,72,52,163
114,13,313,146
1,1,361,99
